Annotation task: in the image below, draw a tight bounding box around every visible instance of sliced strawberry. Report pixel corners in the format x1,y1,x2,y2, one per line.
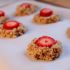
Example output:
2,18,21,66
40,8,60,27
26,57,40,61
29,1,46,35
0,10,5,16
3,20,20,30
35,36,57,47
39,8,53,17
20,3,31,8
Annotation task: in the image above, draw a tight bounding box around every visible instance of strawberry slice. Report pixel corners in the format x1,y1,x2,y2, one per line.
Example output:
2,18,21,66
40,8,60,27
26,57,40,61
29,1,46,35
20,3,31,8
3,20,20,30
0,10,5,16
39,8,53,17
35,36,57,47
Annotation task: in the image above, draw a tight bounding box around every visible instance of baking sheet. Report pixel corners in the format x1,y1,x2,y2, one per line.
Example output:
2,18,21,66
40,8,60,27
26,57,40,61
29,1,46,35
0,1,70,70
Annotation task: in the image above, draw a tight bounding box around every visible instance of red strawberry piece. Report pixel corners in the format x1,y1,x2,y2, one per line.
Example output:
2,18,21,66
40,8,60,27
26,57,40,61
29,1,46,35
0,10,5,16
35,36,57,47
3,20,20,30
20,3,31,8
39,8,53,17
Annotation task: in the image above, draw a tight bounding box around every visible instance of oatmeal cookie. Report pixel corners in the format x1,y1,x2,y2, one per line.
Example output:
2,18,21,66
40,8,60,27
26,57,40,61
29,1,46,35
26,36,62,61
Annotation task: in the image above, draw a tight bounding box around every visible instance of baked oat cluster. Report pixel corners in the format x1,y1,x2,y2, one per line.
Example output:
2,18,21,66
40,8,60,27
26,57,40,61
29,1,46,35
26,36,62,61
15,3,37,16
0,20,26,38
33,8,60,24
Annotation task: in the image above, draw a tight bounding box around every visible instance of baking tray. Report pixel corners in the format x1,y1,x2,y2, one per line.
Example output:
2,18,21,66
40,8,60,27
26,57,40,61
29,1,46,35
0,1,70,70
